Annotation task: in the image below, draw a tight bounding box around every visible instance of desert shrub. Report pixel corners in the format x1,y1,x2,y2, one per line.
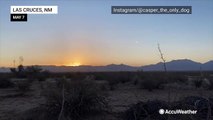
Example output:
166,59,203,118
10,65,44,79
16,80,31,92
10,65,28,78
193,79,203,88
37,75,47,81
208,77,213,90
103,74,120,90
180,96,213,119
0,78,14,88
176,75,188,84
84,75,95,81
42,79,108,120
140,78,158,91
134,80,138,85
92,80,110,91
37,71,49,82
140,73,169,91
107,79,119,90
124,96,213,120
94,74,105,80
56,77,72,89
120,75,130,84
132,75,141,85
123,100,169,120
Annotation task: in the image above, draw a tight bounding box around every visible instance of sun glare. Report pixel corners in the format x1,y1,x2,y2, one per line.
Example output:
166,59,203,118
67,62,81,66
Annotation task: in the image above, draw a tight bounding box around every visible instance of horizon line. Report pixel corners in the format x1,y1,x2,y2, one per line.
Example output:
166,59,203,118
0,58,212,68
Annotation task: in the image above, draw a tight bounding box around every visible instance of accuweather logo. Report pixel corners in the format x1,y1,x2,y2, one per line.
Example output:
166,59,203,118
159,109,197,115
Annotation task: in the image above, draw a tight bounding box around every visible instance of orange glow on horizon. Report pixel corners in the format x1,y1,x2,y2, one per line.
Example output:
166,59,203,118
66,62,81,66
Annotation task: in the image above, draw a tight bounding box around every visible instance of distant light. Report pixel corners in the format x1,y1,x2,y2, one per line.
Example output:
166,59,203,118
67,62,81,66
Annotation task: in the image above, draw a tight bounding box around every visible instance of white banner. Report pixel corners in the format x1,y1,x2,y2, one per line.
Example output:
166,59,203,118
11,6,58,14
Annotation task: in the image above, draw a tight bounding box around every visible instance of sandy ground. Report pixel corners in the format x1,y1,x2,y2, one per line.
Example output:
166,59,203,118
109,83,213,113
0,81,45,120
0,81,213,120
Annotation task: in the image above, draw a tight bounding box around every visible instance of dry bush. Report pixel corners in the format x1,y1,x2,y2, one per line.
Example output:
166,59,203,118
104,74,122,90
193,79,203,88
208,77,213,90
0,77,14,88
140,78,157,92
132,75,141,85
119,75,131,84
139,73,169,91
124,96,213,120
107,79,119,90
16,79,31,92
41,79,108,120
139,75,166,91
123,100,169,120
37,71,49,82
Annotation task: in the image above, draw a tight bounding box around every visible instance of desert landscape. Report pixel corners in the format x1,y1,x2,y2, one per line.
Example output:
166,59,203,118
1,65,213,120
0,0,213,120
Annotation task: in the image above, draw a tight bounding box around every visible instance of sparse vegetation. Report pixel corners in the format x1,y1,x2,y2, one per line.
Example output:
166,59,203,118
16,79,31,92
0,77,14,88
207,77,213,90
194,78,203,88
139,74,167,91
132,75,140,85
123,100,169,120
1,71,213,120
10,65,44,80
140,78,156,91
41,79,108,120
124,96,213,120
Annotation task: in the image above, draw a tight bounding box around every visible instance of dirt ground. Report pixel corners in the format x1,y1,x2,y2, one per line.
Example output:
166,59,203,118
1,81,213,120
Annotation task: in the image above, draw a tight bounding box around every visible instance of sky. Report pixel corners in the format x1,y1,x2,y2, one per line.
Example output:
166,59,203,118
0,0,213,67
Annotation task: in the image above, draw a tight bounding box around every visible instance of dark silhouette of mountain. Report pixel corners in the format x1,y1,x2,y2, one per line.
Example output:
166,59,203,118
141,59,202,71
0,59,213,72
203,60,213,71
104,64,138,71
40,64,138,72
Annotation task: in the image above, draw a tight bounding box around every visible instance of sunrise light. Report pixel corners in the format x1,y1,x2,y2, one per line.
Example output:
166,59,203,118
67,62,81,67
